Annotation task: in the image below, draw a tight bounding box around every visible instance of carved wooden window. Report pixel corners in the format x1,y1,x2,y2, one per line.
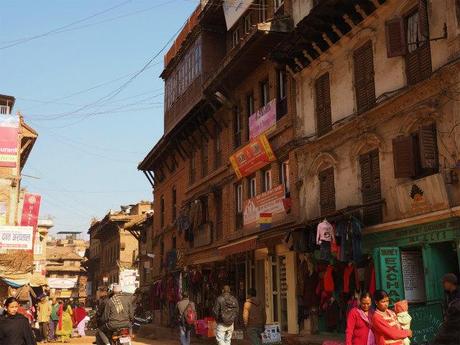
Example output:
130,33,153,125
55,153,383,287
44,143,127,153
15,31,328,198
315,72,332,136
353,41,376,114
360,149,383,226
319,167,336,216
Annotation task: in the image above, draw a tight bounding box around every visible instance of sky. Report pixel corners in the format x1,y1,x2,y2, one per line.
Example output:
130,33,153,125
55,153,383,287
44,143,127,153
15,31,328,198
1,0,198,237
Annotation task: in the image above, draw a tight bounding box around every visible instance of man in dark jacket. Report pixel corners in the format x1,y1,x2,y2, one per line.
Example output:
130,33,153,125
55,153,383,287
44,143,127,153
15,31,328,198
442,273,460,306
97,284,133,345
243,288,265,345
213,285,239,345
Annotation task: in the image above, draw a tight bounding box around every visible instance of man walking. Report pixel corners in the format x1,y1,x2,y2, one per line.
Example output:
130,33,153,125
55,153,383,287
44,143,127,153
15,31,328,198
213,285,239,345
37,295,51,342
49,298,60,341
243,288,265,345
176,292,196,345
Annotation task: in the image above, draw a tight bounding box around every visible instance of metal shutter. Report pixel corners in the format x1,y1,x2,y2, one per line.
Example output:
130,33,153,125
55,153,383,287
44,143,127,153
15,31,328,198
353,41,376,113
315,72,332,137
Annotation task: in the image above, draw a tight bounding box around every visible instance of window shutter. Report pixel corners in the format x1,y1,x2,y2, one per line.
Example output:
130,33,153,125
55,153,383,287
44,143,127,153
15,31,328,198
393,136,416,178
319,167,335,216
418,0,429,40
353,41,376,113
419,123,438,170
385,17,407,57
360,150,382,226
315,72,332,137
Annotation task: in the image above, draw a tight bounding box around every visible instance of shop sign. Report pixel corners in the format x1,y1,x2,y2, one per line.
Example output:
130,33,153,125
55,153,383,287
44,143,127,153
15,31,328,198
59,290,72,298
120,269,139,294
0,226,33,250
20,193,41,228
363,219,460,250
223,0,252,30
395,174,449,218
410,303,443,344
243,185,285,227
48,277,77,289
373,247,404,305
0,114,19,168
229,134,276,179
401,251,426,303
249,99,277,140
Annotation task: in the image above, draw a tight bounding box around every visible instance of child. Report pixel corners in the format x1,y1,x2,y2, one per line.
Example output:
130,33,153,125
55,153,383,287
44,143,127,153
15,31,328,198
394,300,412,345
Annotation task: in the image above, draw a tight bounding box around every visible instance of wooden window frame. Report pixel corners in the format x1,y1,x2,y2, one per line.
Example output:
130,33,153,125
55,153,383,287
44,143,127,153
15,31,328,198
232,27,241,48
160,195,165,228
234,107,243,149
263,169,272,192
315,72,332,137
259,0,267,22
260,79,270,107
201,141,209,177
280,160,290,196
214,128,222,170
277,68,288,119
353,40,376,114
359,149,383,226
172,186,177,221
189,152,196,185
249,175,257,198
319,167,336,216
244,14,252,34
235,183,244,229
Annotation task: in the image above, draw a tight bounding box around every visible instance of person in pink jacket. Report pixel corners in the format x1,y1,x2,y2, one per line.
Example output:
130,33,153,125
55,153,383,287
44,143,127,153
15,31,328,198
372,290,412,345
346,292,375,345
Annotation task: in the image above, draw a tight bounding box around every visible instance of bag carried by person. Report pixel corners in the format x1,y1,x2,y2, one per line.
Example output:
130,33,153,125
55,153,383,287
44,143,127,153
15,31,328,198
221,295,238,326
182,303,197,329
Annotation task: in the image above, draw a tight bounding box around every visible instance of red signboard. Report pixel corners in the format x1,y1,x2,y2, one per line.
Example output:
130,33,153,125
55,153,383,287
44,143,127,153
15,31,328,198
0,115,19,168
243,185,286,227
229,134,276,179
21,193,41,250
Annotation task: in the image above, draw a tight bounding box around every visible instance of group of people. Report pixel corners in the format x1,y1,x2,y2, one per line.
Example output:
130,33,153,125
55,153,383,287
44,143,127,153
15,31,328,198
176,285,265,345
0,295,88,345
347,273,460,345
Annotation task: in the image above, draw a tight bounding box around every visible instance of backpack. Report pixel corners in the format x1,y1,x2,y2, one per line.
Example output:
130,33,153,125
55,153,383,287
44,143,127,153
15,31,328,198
182,303,197,329
220,295,238,326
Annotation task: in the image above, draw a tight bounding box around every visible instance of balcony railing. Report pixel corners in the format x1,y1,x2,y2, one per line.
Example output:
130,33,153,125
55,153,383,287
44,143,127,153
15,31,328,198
0,105,10,114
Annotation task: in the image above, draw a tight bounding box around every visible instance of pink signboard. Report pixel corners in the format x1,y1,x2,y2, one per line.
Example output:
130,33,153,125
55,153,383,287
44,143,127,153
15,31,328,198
249,99,277,140
0,115,19,168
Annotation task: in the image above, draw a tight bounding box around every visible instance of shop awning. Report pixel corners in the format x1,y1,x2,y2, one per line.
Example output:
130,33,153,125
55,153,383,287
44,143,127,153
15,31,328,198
192,255,226,265
218,236,257,257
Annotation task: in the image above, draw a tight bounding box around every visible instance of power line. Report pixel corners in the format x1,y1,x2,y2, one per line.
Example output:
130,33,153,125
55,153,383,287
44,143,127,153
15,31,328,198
0,0,132,50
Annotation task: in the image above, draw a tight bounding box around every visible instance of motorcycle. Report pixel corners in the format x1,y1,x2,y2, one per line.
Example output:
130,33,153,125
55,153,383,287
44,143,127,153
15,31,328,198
111,328,132,345
132,310,153,332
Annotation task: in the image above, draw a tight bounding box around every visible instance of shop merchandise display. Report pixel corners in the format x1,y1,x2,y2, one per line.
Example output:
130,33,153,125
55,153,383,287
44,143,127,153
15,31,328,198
292,216,376,334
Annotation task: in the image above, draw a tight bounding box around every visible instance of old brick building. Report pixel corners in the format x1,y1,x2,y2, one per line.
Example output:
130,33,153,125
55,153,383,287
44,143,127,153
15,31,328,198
139,0,302,332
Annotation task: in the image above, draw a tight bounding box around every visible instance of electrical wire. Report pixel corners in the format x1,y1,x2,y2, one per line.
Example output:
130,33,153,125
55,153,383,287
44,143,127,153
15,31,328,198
0,0,132,50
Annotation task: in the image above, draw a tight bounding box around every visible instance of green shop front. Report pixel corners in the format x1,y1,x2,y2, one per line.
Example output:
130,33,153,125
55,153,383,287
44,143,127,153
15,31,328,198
364,218,460,344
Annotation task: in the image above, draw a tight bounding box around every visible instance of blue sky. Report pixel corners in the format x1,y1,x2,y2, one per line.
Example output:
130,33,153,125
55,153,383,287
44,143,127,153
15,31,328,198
1,0,198,237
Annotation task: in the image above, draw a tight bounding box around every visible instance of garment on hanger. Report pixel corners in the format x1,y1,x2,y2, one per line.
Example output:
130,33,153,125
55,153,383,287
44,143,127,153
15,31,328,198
324,265,335,292
351,217,363,262
316,220,335,244
320,241,332,261
343,264,354,294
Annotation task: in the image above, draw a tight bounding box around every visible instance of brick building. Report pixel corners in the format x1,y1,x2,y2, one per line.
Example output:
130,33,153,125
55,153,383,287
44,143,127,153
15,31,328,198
139,0,302,332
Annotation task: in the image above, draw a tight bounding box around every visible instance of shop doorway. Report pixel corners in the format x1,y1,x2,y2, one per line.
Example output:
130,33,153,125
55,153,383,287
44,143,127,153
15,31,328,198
429,241,460,301
271,255,288,332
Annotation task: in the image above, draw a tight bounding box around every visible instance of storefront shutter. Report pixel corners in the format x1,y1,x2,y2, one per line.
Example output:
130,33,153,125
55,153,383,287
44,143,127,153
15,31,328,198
419,123,438,170
315,72,332,137
385,17,407,57
360,150,382,226
393,136,416,178
319,167,335,216
353,41,376,113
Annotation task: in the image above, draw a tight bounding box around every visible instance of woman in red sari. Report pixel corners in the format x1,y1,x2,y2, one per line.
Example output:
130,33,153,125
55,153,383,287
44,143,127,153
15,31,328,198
346,292,375,345
73,302,87,337
372,290,411,345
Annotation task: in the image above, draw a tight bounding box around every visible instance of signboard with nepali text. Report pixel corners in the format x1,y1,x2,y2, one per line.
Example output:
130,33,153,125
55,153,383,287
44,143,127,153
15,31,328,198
229,134,276,179
0,226,34,250
373,247,404,305
0,114,19,168
249,99,276,140
243,185,286,227
20,193,41,228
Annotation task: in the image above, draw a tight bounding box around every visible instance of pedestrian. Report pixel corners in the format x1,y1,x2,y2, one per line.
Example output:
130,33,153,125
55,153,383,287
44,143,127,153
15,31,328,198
73,302,88,337
0,297,37,345
49,299,60,341
176,291,196,345
431,298,460,345
37,296,51,343
442,273,460,307
56,300,73,343
243,288,265,345
371,290,411,345
213,285,239,345
345,292,375,345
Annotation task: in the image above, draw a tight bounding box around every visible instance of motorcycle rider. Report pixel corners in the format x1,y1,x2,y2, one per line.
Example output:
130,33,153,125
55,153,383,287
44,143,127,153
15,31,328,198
97,284,133,345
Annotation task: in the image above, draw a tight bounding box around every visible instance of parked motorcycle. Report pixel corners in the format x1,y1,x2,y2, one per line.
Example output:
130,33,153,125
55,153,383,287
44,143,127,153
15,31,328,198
132,310,153,332
111,328,132,345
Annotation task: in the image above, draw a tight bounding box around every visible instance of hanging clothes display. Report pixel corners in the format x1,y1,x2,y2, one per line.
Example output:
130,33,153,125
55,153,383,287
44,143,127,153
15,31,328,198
317,220,335,261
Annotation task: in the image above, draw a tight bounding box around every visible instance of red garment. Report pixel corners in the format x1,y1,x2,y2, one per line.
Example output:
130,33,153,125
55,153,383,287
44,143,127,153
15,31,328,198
346,308,372,345
344,264,354,293
369,264,376,295
372,310,409,345
58,304,64,331
74,307,87,325
324,265,335,292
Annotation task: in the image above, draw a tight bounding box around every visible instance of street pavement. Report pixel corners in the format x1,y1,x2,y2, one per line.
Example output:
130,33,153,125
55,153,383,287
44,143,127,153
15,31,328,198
59,335,178,345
